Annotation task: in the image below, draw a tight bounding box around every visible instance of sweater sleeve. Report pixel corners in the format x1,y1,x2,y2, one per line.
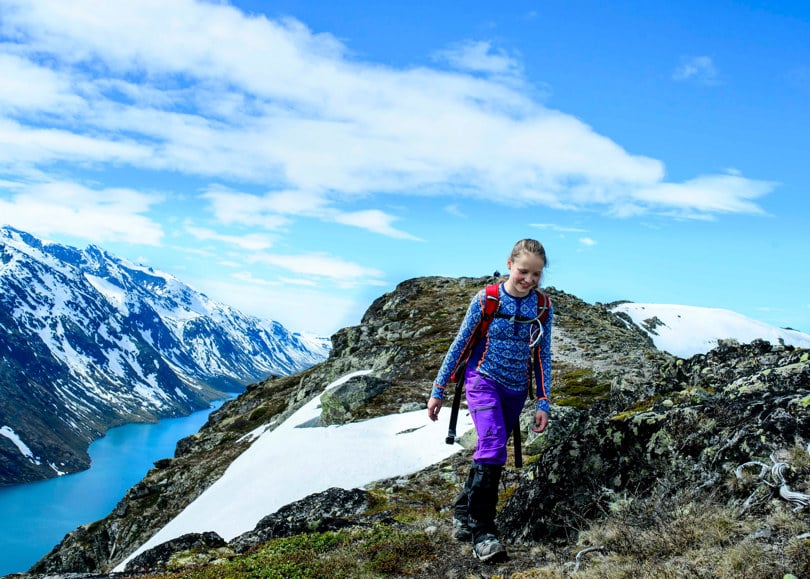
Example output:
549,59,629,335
430,289,485,400
535,302,554,413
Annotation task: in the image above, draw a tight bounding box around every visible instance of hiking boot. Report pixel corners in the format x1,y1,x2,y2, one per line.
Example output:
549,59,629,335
472,533,506,562
453,516,472,541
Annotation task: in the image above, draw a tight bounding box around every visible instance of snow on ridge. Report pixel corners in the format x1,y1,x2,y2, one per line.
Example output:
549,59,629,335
115,370,474,571
1,229,73,277
84,273,129,315
0,426,40,465
612,302,810,358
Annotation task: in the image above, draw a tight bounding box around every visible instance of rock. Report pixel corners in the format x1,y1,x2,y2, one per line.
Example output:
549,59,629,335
229,487,372,553
319,374,392,425
124,531,227,574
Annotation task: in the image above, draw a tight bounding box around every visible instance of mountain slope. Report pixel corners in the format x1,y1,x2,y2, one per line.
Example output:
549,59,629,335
0,226,330,485
26,277,810,577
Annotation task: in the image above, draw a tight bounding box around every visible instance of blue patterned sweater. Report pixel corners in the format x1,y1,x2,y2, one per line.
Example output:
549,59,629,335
431,283,553,413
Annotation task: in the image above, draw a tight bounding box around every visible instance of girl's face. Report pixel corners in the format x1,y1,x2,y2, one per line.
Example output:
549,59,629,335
504,252,545,297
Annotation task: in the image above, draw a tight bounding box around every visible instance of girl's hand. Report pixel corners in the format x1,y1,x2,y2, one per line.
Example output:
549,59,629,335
427,397,442,421
531,409,549,433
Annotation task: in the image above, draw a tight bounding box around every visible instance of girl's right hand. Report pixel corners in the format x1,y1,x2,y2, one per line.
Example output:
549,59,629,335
531,409,549,433
427,397,442,421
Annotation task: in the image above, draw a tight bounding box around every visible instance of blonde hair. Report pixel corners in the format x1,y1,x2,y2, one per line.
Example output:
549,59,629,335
509,238,548,267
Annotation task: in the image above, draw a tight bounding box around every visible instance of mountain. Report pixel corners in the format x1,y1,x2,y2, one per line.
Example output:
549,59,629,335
25,277,810,578
0,226,330,486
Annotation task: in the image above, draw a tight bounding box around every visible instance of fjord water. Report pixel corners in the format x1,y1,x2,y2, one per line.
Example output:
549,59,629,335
0,400,226,576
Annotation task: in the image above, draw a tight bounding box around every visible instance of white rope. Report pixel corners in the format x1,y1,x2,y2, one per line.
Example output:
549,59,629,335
736,455,810,512
572,545,605,573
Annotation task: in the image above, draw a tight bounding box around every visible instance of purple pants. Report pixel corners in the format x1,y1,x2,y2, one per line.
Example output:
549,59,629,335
465,367,527,465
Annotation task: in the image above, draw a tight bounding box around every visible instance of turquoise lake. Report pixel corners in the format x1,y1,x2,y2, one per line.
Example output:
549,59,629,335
0,400,226,576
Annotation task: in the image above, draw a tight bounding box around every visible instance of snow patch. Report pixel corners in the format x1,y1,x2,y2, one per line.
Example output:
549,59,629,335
85,273,129,315
116,369,473,571
0,426,40,465
612,303,810,358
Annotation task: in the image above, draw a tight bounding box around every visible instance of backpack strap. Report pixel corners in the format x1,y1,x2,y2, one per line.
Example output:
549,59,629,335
535,289,550,324
518,289,550,467
446,284,501,444
449,284,500,381
531,289,551,407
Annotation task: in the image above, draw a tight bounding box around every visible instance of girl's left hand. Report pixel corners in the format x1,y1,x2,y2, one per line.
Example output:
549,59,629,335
531,409,549,433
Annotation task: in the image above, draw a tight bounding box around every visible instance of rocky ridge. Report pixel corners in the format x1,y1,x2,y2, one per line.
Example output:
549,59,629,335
17,276,810,578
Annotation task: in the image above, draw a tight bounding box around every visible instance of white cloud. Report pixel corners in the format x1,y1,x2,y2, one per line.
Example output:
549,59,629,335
202,189,293,230
531,223,587,233
673,56,719,85
192,276,364,335
579,237,596,247
202,188,418,240
248,251,385,285
0,53,83,111
0,118,151,167
444,204,466,218
332,209,421,240
0,181,164,244
433,40,523,77
0,0,774,232
632,173,773,216
184,225,274,251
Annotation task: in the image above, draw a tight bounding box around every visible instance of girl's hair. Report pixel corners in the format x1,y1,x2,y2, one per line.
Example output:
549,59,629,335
509,238,548,267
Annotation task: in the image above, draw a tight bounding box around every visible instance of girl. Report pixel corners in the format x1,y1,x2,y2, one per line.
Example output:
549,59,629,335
427,238,553,562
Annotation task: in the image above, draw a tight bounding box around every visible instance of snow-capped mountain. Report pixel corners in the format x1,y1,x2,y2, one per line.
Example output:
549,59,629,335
611,301,810,358
0,226,330,485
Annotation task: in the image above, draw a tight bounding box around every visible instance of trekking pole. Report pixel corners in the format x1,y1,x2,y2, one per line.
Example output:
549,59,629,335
513,345,539,467
512,426,523,468
446,364,466,444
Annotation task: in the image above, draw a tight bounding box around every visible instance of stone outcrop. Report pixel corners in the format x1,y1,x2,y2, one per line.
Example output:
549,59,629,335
319,375,392,425
123,532,227,575
229,487,377,554
501,340,810,543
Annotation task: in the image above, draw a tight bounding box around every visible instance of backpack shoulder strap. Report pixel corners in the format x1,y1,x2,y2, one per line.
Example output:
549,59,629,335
446,284,500,443
449,284,500,382
534,289,550,323
482,283,501,321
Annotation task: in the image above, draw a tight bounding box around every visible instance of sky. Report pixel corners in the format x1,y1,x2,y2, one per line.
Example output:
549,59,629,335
111,307,809,571
1,0,809,336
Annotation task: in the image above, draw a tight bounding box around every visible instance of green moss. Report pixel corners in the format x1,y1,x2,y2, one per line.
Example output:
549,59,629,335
365,481,453,524
247,406,268,422
359,525,433,575
248,399,286,423
554,368,611,408
151,524,435,578
424,338,453,349
610,396,659,421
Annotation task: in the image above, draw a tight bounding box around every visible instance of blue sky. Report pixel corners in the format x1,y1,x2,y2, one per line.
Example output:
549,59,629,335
1,0,808,336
